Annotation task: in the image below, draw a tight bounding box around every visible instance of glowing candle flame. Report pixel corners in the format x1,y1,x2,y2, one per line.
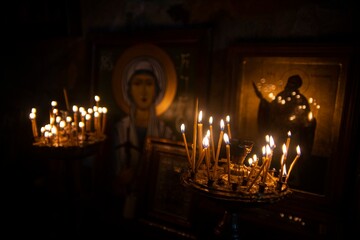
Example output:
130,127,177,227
220,119,225,131
181,123,185,133
202,136,209,148
296,145,301,155
198,110,203,123
223,133,230,145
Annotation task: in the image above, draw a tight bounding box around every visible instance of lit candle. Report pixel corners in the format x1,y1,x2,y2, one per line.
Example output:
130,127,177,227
192,99,198,172
81,108,86,124
226,115,231,139
266,136,275,170
79,121,85,141
246,157,268,191
285,145,301,183
66,116,72,135
195,147,206,172
209,116,216,162
203,136,211,179
247,154,258,180
73,105,78,133
285,131,291,154
197,110,203,154
278,143,287,181
223,133,231,184
181,123,192,168
262,144,272,185
29,108,38,138
215,119,225,163
94,111,100,136
51,125,57,146
95,95,100,107
101,107,107,134
85,113,91,132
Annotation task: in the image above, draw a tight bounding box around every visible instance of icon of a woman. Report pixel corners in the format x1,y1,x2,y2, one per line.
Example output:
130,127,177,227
112,58,175,219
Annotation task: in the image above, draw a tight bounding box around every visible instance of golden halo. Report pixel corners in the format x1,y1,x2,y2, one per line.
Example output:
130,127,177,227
112,43,177,116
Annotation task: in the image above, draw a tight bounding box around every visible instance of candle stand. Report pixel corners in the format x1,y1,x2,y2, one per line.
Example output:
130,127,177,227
181,160,292,239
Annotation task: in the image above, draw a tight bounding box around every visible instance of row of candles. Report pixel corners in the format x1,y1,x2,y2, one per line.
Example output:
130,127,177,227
180,99,301,192
29,95,108,147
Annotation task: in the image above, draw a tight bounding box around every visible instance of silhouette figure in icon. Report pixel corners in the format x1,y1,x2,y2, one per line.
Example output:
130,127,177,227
253,74,317,188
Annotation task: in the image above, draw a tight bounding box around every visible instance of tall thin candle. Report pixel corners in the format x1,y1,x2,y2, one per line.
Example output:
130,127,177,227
285,145,301,183
192,99,198,171
226,115,231,139
224,133,231,184
197,110,203,154
215,119,225,163
278,143,287,180
209,116,216,162
181,123,192,168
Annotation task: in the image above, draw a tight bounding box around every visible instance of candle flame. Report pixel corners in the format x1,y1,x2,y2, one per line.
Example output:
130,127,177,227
72,105,78,112
296,145,301,155
220,119,225,130
198,110,203,123
226,115,230,123
60,120,66,128
269,135,275,148
266,144,271,155
287,131,291,137
282,164,287,176
209,116,213,125
181,123,185,133
56,116,61,123
282,143,287,154
202,136,209,148
223,133,230,145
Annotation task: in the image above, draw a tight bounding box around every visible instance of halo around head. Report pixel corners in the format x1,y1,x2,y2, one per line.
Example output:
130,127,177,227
112,43,177,115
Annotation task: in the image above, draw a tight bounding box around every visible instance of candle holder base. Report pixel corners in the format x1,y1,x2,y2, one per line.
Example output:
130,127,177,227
181,169,292,239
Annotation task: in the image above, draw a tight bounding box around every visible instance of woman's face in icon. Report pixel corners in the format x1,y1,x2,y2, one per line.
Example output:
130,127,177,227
130,72,156,110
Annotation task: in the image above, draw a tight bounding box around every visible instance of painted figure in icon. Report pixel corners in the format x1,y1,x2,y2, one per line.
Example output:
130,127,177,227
112,58,175,219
